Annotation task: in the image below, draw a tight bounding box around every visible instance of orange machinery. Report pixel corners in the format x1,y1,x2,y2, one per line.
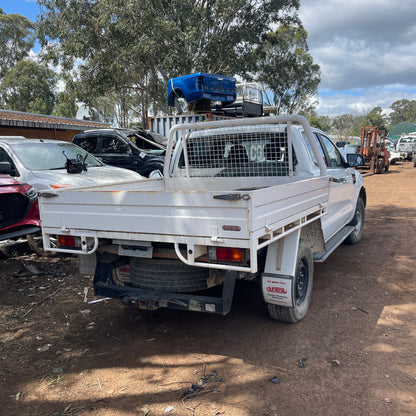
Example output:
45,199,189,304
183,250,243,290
360,126,390,173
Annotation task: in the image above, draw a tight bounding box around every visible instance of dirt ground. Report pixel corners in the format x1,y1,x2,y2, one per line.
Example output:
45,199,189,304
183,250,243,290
1,162,415,416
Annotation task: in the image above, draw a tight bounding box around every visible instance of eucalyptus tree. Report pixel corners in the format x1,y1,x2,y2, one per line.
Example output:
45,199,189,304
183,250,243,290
253,23,320,115
52,91,78,118
0,8,35,78
0,60,56,114
332,113,356,140
389,99,416,125
37,0,300,126
362,107,388,131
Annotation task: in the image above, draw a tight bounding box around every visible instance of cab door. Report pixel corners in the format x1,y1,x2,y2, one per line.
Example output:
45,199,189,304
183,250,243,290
317,134,356,240
98,136,135,171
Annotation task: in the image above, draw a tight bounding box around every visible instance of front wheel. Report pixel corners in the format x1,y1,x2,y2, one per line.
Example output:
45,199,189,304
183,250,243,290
375,158,384,174
143,164,164,178
266,239,314,323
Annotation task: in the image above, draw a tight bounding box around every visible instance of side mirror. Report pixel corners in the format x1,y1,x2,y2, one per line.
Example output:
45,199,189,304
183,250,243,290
0,161,12,174
346,153,365,167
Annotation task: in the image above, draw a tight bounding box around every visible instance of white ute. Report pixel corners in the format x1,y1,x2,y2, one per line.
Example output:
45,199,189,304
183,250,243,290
39,115,366,322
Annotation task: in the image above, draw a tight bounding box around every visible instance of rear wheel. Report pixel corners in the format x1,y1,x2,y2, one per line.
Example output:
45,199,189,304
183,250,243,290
266,239,314,323
345,197,365,245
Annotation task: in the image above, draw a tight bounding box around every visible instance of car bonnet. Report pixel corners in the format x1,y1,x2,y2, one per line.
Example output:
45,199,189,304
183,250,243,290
30,165,144,189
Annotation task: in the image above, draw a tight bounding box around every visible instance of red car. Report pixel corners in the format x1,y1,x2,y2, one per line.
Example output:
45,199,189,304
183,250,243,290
0,173,41,242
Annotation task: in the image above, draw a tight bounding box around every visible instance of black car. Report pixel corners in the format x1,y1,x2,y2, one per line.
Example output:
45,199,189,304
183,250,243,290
125,128,167,154
72,129,165,177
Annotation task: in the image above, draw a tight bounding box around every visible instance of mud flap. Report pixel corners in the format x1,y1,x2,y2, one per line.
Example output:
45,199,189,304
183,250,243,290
262,274,294,307
261,230,300,308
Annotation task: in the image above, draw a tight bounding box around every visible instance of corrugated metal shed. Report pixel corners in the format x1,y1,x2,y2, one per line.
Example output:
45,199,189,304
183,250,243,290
388,122,416,140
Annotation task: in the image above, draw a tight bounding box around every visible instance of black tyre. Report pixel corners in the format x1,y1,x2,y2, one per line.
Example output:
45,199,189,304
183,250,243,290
129,258,209,292
384,161,389,172
143,164,164,178
375,159,384,174
345,197,365,245
266,239,313,323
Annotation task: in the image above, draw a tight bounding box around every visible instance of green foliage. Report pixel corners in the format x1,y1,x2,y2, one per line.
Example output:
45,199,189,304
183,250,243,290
0,60,56,114
308,114,331,132
351,106,388,135
36,0,301,125
332,113,356,139
28,97,49,114
252,23,320,115
52,91,78,118
389,99,416,125
46,373,64,386
364,107,386,129
0,10,35,77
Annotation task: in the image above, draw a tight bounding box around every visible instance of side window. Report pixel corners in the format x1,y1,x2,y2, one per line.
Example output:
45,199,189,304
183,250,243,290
0,147,12,163
101,137,129,154
0,147,17,175
128,135,148,150
302,132,325,167
130,136,144,149
320,135,345,168
74,137,97,153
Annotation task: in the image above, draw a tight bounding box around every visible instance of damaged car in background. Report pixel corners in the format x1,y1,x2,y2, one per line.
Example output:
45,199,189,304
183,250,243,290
72,129,165,177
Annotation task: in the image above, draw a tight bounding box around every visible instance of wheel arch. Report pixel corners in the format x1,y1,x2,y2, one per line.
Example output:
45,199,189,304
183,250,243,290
358,186,367,207
167,88,185,107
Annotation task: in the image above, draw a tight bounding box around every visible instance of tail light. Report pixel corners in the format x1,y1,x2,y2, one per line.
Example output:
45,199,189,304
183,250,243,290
208,246,246,263
58,235,80,249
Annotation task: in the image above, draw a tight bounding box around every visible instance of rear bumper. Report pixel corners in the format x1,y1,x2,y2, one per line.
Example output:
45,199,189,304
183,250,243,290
93,260,237,315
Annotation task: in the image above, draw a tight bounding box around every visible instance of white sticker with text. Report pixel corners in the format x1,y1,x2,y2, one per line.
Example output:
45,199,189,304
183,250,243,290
262,275,294,307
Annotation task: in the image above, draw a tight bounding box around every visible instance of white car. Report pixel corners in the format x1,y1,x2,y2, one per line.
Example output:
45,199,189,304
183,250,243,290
338,143,359,162
0,136,144,255
396,136,416,160
387,146,400,165
0,136,144,191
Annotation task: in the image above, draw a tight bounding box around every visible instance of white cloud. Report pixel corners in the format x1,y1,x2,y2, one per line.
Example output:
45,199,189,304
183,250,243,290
299,0,416,116
317,85,416,117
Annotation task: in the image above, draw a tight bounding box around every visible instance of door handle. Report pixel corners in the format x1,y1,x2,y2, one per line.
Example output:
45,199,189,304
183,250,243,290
329,177,347,184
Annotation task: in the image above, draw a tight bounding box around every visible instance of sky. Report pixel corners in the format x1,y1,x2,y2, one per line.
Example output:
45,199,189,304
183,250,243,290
2,0,416,118
298,1,416,117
